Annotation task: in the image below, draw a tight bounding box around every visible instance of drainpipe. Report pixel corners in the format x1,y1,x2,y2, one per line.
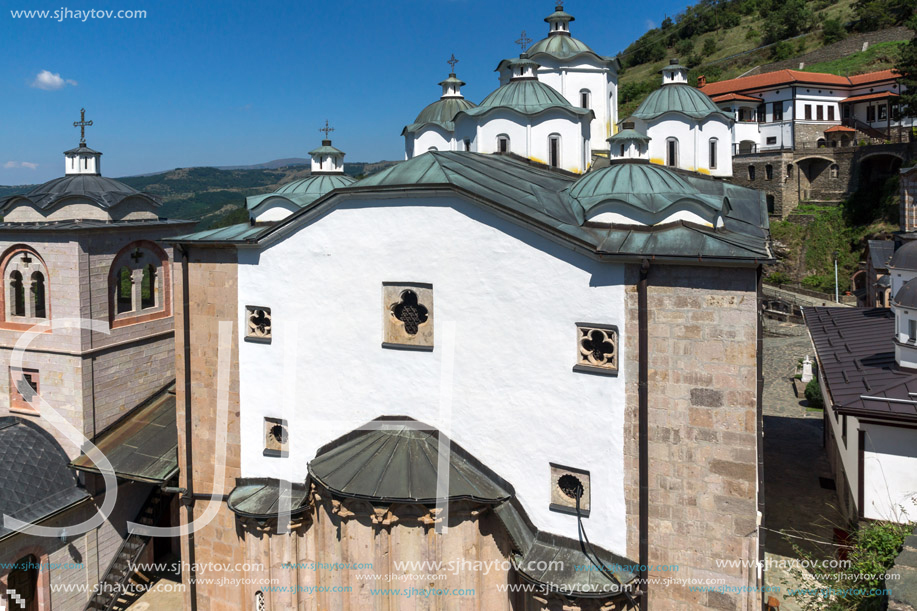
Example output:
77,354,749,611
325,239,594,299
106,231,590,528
638,258,650,610
756,265,766,607
179,246,198,611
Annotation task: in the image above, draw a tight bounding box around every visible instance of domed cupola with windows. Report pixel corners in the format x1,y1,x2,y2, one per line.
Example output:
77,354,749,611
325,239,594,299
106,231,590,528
248,126,356,223
565,161,728,227
403,55,478,159
891,278,917,369
887,240,917,297
454,56,593,173
607,121,650,162
0,109,162,223
629,59,733,178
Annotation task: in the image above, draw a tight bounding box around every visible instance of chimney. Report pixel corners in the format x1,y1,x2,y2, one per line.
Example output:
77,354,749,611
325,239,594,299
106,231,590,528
697,75,707,88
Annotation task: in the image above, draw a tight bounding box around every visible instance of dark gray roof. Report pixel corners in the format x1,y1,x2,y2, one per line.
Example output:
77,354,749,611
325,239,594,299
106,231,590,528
70,385,178,484
0,417,90,541
227,479,310,519
894,278,917,309
64,145,102,155
171,152,771,263
805,307,917,422
309,420,513,504
0,175,161,211
0,219,193,232
890,240,917,271
868,240,894,271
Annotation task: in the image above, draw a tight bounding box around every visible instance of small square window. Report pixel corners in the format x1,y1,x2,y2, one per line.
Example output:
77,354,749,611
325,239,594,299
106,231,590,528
245,306,272,344
766,136,777,145
573,323,618,376
382,283,433,351
549,463,590,516
10,368,39,413
263,417,289,457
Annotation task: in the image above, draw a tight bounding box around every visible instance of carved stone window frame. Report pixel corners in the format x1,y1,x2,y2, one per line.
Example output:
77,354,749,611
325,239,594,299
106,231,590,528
108,240,171,329
549,463,591,517
245,306,272,344
382,282,434,351
573,322,619,376
0,246,52,331
263,417,289,457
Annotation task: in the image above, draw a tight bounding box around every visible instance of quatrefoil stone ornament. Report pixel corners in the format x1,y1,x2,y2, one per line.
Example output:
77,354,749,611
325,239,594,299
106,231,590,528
245,306,272,343
574,324,619,375
382,283,434,351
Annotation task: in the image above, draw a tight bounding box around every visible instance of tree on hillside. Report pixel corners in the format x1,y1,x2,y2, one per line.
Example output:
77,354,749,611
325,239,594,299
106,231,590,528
894,16,917,118
853,0,917,31
762,0,815,44
821,17,847,44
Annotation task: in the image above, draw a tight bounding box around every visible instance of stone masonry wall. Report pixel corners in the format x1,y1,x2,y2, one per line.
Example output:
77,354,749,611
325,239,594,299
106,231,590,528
624,264,761,610
173,248,243,611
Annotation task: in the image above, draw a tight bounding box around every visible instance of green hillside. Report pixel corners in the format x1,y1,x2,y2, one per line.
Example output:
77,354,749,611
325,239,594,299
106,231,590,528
618,0,914,118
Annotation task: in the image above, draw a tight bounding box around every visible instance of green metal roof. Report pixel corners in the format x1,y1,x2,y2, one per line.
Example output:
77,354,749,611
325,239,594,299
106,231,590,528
308,142,345,156
460,79,591,119
70,384,178,484
309,421,513,504
632,83,731,121
544,9,575,21
227,479,310,519
567,162,726,224
438,74,465,87
607,129,650,143
403,97,477,134
246,173,357,210
172,151,771,262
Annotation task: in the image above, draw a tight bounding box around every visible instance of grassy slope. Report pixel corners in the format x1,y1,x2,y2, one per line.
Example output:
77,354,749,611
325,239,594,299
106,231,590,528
618,0,863,118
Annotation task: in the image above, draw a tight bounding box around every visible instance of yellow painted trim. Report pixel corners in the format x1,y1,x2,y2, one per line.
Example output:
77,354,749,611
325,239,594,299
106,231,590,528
649,158,664,165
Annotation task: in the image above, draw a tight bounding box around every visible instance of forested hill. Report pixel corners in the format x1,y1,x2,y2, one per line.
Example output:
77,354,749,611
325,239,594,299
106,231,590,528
617,0,915,117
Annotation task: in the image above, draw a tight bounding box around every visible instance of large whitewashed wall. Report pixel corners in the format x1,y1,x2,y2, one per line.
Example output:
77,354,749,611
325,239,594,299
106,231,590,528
405,125,456,159
638,115,732,177
862,423,917,522
237,194,628,554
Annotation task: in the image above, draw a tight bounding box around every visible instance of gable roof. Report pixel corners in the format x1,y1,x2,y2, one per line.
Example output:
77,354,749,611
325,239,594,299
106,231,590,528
170,152,772,264
804,307,917,422
699,69,899,97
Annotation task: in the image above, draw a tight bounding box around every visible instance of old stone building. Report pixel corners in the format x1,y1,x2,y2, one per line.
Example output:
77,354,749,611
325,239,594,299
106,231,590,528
0,119,192,610
168,145,771,610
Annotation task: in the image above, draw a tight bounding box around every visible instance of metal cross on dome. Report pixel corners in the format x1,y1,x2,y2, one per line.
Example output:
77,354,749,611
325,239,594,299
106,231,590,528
320,120,334,139
515,30,532,52
447,54,459,72
73,108,93,145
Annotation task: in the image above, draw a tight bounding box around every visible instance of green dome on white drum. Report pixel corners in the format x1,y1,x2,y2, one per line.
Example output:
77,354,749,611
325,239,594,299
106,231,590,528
404,97,477,134
461,61,591,119
632,83,730,121
566,162,727,227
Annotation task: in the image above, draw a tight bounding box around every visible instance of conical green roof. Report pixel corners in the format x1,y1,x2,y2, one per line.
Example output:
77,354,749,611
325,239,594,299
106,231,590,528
460,79,591,118
247,173,356,211
632,83,731,121
403,97,477,134
566,162,725,223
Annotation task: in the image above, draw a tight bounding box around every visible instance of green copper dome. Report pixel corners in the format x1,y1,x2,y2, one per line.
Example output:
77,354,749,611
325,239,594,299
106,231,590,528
460,79,591,118
632,83,731,121
247,173,356,211
526,35,597,61
566,162,725,224
403,97,477,134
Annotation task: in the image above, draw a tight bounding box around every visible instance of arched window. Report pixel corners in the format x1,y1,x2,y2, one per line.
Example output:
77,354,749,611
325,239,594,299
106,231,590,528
830,163,839,179
709,138,718,169
497,135,509,154
108,241,171,328
787,163,794,178
2,247,50,324
580,89,591,109
765,164,774,180
31,272,46,319
141,264,156,310
549,134,561,168
817,138,827,148
748,165,756,180
9,271,25,317
8,554,39,611
666,138,678,167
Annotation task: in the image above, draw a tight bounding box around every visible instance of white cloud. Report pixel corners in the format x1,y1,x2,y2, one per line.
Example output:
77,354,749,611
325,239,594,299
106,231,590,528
4,161,38,170
645,19,657,30
30,70,77,90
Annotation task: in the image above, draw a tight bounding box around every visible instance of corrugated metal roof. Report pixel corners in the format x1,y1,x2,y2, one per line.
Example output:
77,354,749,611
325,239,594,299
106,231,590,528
804,307,917,422
0,417,90,541
168,222,270,243
309,422,512,504
70,385,179,484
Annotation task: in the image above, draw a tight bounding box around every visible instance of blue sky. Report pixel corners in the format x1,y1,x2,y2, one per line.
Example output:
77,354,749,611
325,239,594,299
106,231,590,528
1,0,689,184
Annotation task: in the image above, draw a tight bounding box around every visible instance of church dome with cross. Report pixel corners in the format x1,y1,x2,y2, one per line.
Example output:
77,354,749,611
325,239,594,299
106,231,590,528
247,125,356,223
0,109,162,223
402,56,477,159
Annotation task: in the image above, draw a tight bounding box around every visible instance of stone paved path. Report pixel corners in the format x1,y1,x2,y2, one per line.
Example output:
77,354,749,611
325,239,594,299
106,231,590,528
762,326,847,610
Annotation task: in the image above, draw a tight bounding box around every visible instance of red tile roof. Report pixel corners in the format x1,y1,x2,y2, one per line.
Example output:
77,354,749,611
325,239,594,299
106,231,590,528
711,93,762,103
824,125,856,133
841,91,899,104
699,69,899,97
